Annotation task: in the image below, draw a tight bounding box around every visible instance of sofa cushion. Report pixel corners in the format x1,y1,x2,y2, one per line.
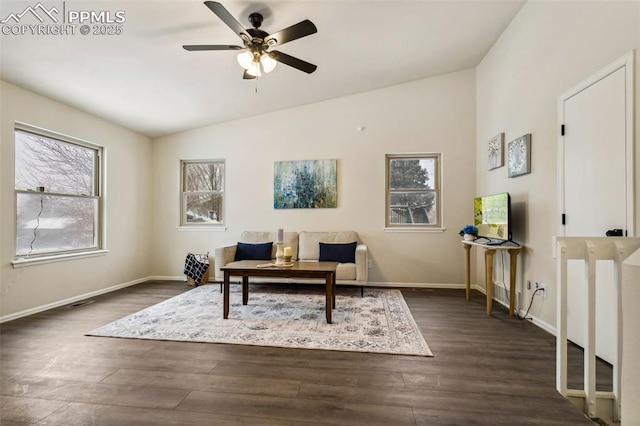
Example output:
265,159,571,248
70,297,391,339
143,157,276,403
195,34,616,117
298,231,359,260
319,241,357,263
240,231,299,260
234,242,273,261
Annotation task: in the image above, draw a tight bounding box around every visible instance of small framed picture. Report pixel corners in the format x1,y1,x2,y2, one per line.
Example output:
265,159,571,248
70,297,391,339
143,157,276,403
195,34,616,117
508,134,531,178
487,133,504,170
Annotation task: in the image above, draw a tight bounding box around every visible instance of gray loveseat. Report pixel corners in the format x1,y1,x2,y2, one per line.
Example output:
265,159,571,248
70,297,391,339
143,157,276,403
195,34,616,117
214,231,368,285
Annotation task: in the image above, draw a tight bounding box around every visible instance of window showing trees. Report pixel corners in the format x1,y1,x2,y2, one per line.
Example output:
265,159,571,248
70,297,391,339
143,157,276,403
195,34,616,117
181,160,225,226
14,125,102,257
386,154,441,228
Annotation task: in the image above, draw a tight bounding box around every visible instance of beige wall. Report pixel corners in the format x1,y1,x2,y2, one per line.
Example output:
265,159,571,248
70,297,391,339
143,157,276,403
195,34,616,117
0,81,153,319
476,0,639,329
477,3,640,423
151,69,477,286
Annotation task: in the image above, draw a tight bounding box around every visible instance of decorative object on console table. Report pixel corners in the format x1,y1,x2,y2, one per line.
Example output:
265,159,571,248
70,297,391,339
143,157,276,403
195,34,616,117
459,225,478,241
487,132,504,170
283,246,292,263
508,133,531,178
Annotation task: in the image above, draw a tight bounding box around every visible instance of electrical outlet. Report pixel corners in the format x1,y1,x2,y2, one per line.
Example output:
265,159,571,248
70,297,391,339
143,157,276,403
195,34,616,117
526,280,531,290
367,260,372,269
534,282,547,299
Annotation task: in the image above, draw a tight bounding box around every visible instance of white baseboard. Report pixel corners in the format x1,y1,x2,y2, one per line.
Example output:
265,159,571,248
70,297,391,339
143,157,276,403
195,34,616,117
364,281,467,289
519,311,556,336
473,284,557,336
150,275,188,282
0,276,151,324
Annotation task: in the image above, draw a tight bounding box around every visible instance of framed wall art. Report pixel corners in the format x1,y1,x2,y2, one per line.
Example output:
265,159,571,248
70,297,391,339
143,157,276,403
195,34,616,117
508,134,531,178
487,133,504,170
274,159,337,209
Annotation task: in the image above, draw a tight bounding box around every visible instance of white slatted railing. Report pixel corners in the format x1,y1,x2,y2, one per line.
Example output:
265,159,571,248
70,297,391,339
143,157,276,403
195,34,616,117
556,237,640,422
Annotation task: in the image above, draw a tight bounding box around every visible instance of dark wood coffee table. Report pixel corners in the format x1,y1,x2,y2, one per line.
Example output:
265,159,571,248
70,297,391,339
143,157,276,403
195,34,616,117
220,260,338,324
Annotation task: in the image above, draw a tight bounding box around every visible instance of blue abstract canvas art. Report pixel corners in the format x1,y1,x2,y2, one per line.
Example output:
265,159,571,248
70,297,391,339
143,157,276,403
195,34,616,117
274,159,337,209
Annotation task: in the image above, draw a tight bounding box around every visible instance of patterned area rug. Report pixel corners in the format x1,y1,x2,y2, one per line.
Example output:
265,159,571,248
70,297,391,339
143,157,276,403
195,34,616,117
88,285,432,356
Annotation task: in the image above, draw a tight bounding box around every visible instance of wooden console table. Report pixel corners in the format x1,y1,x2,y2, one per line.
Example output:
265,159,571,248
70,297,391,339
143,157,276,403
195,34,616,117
462,240,522,316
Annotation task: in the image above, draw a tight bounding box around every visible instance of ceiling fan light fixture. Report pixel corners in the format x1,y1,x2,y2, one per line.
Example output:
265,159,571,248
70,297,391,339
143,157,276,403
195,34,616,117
236,51,253,69
246,62,262,77
260,53,277,73
184,3,318,80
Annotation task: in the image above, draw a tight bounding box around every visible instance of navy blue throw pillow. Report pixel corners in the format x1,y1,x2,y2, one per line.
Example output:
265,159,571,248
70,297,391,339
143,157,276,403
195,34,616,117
235,242,273,261
318,242,357,263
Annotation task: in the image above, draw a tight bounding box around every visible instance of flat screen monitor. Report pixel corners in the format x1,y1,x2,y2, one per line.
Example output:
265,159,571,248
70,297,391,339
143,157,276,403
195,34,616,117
474,192,511,241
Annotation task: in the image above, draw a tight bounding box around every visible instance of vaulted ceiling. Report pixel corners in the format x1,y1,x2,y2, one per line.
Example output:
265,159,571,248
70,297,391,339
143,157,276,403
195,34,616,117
0,1,525,137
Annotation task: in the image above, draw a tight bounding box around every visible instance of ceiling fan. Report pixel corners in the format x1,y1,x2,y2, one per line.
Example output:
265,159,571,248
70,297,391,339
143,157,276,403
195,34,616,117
183,1,318,80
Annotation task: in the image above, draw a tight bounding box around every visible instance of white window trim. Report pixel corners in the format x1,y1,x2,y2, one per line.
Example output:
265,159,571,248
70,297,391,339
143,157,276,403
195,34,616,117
180,159,226,227
385,152,443,230
384,227,445,233
11,250,109,268
13,122,106,260
177,226,228,232
15,122,103,151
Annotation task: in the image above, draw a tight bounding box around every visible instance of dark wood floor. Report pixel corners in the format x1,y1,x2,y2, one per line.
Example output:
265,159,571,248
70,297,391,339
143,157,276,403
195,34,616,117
0,281,596,425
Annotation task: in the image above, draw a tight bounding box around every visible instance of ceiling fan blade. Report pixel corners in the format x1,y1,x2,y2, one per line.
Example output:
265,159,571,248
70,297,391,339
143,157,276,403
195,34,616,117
265,20,317,47
183,44,243,51
243,70,256,80
268,51,317,74
204,1,250,40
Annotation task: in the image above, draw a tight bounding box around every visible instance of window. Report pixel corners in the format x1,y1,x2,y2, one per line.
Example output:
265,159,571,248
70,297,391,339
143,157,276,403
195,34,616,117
386,153,441,228
181,160,225,226
14,124,103,257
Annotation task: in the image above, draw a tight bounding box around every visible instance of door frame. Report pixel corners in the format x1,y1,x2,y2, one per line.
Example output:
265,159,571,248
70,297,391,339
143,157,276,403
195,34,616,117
557,50,635,238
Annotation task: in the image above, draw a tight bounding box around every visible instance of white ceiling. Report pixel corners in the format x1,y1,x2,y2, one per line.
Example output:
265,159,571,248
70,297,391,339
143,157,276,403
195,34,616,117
0,1,525,137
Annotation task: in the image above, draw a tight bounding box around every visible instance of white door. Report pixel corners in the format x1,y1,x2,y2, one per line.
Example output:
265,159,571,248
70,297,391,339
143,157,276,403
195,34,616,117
560,55,633,365
563,67,627,238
